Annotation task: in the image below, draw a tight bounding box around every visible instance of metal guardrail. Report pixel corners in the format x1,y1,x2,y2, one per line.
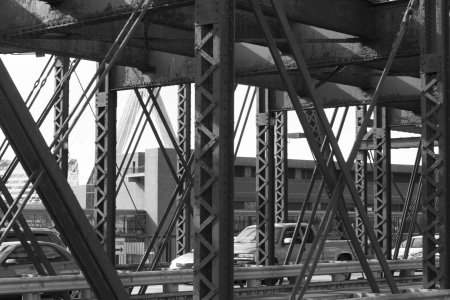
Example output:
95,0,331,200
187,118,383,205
0,259,432,298
344,289,450,300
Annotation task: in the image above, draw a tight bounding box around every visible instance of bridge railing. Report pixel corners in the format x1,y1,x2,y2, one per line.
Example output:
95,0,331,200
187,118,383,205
0,259,430,299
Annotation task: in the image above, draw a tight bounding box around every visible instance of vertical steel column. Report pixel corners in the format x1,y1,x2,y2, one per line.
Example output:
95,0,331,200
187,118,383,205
420,0,448,288
94,66,117,263
373,107,392,258
355,106,368,253
193,0,235,298
54,56,70,177
274,110,288,223
176,84,192,256
255,89,275,266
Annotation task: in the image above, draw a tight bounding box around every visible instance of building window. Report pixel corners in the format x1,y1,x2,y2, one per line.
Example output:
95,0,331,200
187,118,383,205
250,167,256,178
244,201,256,210
85,184,95,209
235,166,246,177
287,168,296,179
301,169,312,180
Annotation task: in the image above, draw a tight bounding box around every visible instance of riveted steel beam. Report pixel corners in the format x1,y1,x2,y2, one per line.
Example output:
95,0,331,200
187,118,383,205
255,88,275,266
373,107,392,259
419,0,449,288
53,56,70,177
0,0,373,37
176,84,192,256
94,65,117,263
193,0,235,298
355,106,368,254
274,109,288,223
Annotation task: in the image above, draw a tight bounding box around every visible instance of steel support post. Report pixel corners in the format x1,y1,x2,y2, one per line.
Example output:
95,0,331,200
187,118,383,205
94,65,117,264
53,56,70,177
355,106,368,254
274,109,288,223
193,0,235,298
176,84,192,256
256,89,275,266
373,106,392,258
419,0,449,288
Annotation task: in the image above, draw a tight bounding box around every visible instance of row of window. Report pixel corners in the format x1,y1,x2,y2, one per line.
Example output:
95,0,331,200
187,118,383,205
234,166,417,183
22,212,146,235
235,166,312,180
243,201,406,212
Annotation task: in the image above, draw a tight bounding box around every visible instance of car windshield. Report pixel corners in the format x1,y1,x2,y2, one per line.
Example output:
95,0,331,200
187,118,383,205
234,227,283,243
0,245,12,261
235,228,256,243
400,237,426,248
411,237,422,248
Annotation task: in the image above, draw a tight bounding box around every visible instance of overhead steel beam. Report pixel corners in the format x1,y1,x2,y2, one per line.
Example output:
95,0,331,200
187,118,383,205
361,136,423,149
0,59,128,299
0,0,373,37
0,2,419,77
1,39,152,70
112,64,421,111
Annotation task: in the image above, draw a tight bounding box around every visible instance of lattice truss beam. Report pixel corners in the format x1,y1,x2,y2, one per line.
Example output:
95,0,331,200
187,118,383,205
176,83,192,256
274,110,288,223
193,0,235,299
373,107,392,258
53,56,69,176
94,66,117,261
355,105,368,253
419,0,448,288
255,89,275,265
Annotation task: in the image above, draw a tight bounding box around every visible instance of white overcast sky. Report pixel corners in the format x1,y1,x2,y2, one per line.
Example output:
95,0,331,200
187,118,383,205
0,54,417,184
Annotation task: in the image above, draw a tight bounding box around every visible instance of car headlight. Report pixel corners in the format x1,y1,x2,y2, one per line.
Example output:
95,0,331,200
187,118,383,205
236,253,254,259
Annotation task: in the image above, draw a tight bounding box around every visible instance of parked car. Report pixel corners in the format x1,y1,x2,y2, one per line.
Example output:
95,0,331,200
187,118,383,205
169,250,194,270
0,241,79,278
0,227,66,248
170,223,354,280
393,235,439,260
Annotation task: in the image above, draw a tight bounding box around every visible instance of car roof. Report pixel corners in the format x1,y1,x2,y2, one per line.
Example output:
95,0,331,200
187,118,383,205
0,241,66,249
0,228,56,233
245,223,307,228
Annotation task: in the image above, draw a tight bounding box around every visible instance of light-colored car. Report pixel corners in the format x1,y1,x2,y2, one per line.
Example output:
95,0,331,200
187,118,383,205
393,235,439,259
0,227,66,248
169,250,194,270
169,223,354,271
0,241,79,277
